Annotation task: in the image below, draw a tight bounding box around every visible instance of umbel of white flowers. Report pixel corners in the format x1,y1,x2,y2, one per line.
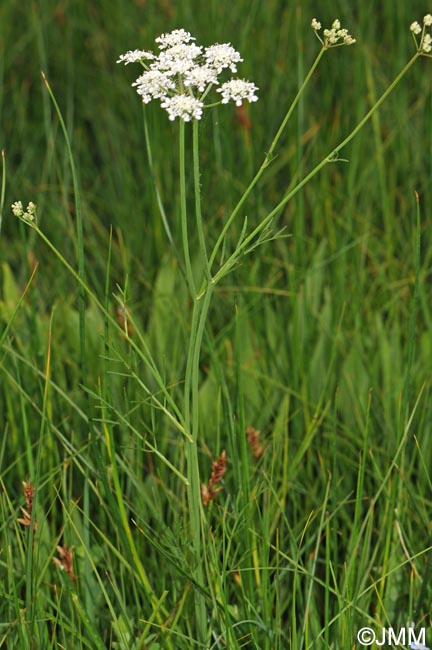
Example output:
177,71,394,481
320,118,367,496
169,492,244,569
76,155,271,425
310,18,356,48
117,29,258,122
410,14,432,53
11,201,37,223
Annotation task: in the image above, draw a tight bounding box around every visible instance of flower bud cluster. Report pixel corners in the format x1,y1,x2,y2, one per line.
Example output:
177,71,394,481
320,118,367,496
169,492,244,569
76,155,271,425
410,14,432,53
311,18,356,48
11,200,37,223
118,29,258,122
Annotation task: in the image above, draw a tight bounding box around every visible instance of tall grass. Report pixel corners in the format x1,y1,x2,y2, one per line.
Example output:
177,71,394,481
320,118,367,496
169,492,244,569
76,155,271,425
1,1,432,648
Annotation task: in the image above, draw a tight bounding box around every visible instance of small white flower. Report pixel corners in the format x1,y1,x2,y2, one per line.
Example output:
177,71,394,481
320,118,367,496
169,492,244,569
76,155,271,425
26,202,37,216
117,49,155,65
410,15,432,53
184,65,219,92
118,29,258,121
11,201,23,217
155,29,195,50
321,20,356,47
204,43,243,73
323,28,338,45
422,33,432,52
160,94,204,122
217,79,258,106
343,34,356,45
132,70,176,103
311,18,321,30
12,200,36,222
154,43,203,75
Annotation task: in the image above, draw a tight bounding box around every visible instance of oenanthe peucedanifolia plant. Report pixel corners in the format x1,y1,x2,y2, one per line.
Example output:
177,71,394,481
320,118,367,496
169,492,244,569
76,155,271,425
12,14,432,644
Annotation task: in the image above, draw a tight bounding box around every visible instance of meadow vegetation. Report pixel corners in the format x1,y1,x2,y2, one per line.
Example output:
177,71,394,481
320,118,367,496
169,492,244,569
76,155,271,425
1,1,432,648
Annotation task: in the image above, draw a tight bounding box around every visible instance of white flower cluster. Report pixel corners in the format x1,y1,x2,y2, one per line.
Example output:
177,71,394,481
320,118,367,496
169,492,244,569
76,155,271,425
410,14,432,53
117,49,155,65
311,18,356,48
117,29,258,122
11,200,37,223
217,79,258,106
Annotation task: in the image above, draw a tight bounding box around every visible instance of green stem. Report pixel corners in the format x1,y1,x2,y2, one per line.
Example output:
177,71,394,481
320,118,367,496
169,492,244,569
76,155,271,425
193,120,211,279
184,300,201,438
324,52,419,161
191,288,214,446
212,52,420,286
181,120,214,643
180,121,196,297
185,285,213,644
208,47,326,270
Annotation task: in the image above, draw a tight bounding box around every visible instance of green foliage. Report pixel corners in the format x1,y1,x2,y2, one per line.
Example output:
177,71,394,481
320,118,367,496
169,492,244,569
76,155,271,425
1,1,432,648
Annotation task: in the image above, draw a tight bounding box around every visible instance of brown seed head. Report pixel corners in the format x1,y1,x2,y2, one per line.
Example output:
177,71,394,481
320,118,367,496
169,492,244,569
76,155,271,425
209,450,227,487
53,544,76,581
202,450,227,506
18,481,37,531
246,427,265,460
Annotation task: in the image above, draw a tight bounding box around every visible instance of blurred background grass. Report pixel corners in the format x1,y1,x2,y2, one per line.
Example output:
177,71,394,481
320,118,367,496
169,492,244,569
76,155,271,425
2,0,431,256
1,0,430,334
1,0,432,647
2,0,430,437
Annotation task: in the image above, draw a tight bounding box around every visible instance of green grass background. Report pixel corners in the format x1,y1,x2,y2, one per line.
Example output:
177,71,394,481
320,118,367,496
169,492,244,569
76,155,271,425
1,0,432,648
